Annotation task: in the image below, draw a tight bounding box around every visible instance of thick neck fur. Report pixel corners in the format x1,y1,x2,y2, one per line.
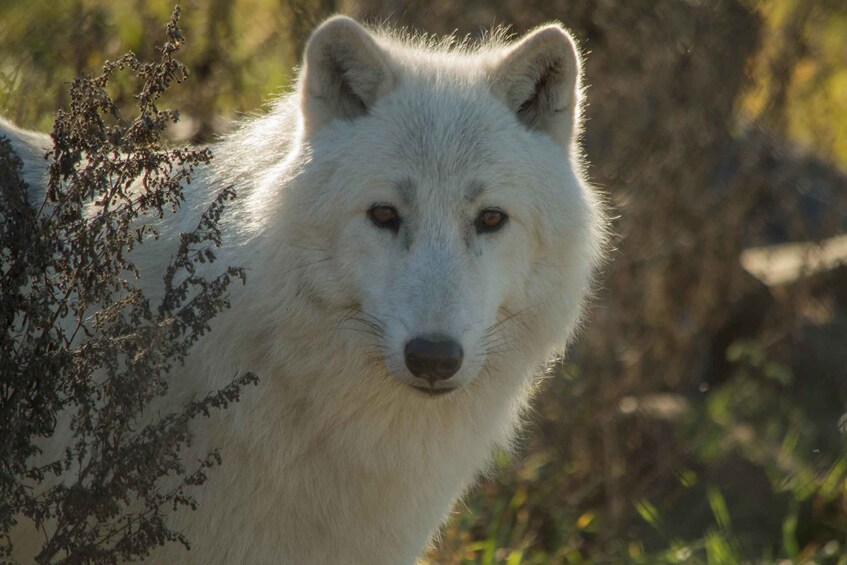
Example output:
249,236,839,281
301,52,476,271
159,247,541,563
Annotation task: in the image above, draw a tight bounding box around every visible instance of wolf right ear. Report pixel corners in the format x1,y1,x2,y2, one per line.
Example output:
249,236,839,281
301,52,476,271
300,16,396,134
490,25,582,151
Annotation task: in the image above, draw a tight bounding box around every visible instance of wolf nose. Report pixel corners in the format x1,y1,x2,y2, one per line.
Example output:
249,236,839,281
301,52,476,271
404,337,464,382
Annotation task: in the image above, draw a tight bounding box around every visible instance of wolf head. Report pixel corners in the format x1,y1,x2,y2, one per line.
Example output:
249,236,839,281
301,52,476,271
266,17,605,398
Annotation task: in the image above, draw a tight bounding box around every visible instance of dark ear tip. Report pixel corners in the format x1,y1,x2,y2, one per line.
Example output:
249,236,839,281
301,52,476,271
533,23,570,38
304,16,380,68
307,15,368,46
523,24,578,56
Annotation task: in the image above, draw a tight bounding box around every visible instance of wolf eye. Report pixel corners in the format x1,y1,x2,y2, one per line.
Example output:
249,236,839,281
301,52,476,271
368,205,400,232
475,209,508,233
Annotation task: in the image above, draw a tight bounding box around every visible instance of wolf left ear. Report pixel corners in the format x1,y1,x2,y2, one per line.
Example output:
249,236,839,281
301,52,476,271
490,25,582,151
300,16,396,134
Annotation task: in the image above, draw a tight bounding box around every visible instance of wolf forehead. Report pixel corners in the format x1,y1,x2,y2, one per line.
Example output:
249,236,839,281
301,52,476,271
335,90,517,185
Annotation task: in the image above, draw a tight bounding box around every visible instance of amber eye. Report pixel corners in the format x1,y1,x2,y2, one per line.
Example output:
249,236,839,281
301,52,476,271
475,208,508,233
368,205,401,232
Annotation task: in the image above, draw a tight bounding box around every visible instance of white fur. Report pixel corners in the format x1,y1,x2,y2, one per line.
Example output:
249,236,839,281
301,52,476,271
5,16,607,564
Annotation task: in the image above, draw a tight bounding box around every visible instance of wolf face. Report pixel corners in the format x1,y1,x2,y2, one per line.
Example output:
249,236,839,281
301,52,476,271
277,17,604,396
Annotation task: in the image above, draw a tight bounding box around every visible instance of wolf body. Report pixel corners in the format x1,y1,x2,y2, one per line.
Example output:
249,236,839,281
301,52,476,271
5,16,606,564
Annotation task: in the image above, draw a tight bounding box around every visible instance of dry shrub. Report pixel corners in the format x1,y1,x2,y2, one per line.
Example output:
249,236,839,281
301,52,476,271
0,9,256,563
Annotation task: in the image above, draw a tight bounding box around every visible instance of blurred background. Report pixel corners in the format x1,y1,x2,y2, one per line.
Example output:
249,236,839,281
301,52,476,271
1,0,845,563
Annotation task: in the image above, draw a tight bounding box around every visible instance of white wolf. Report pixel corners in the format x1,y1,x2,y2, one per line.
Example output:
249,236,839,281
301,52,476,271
4,15,606,564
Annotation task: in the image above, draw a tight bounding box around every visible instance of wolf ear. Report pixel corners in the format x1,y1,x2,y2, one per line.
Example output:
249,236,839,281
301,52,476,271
300,16,395,134
490,25,582,150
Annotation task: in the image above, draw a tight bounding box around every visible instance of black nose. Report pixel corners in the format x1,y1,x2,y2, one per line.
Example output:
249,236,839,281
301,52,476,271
404,337,464,382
